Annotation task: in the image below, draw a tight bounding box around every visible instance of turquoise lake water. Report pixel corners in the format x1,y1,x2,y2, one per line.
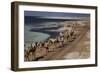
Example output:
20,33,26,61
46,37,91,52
24,25,50,47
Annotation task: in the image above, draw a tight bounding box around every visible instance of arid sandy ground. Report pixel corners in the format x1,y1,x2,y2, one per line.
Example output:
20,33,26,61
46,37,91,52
63,30,90,59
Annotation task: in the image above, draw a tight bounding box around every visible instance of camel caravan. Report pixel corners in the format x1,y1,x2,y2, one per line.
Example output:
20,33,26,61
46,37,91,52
24,21,87,61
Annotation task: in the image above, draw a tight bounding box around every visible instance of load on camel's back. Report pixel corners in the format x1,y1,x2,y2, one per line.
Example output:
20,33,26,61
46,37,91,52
48,38,57,52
